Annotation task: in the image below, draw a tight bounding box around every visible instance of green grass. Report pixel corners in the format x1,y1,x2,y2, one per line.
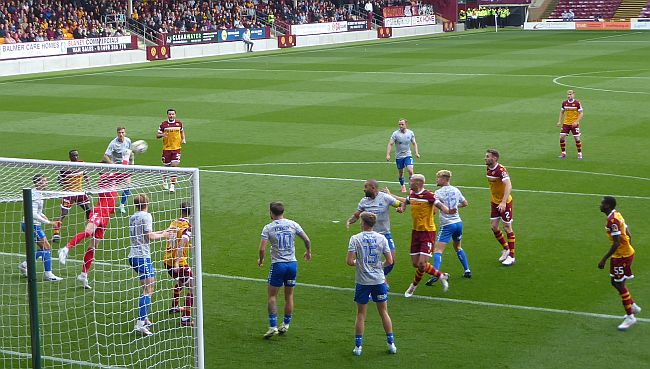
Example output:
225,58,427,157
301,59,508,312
1,29,650,368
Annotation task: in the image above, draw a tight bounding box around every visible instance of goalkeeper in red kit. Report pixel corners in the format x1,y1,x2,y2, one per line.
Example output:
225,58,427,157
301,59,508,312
58,158,130,290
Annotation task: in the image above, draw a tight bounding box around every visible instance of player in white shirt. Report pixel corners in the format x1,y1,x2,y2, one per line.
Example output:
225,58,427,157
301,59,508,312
128,194,173,336
386,118,420,193
258,202,312,338
18,174,63,281
103,126,133,214
426,170,471,286
346,179,401,278
347,212,395,356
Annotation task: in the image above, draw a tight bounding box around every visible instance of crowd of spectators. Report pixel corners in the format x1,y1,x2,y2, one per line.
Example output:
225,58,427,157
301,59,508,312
131,0,263,33
0,0,438,44
0,0,127,43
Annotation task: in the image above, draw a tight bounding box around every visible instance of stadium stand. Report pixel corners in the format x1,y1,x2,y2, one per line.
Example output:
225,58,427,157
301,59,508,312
548,0,622,19
130,0,264,33
639,0,650,16
0,0,128,42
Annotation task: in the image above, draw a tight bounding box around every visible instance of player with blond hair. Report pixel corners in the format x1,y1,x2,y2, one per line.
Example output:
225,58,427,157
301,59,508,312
387,174,452,297
426,169,471,285
556,89,584,159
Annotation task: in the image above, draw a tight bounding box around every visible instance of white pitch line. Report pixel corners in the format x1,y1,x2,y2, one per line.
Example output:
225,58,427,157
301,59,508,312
158,66,650,81
207,273,650,323
0,348,127,369
553,68,650,95
199,161,650,182
198,168,650,200
160,66,557,78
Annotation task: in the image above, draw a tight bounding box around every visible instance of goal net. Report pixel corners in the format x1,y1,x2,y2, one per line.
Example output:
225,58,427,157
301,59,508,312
0,157,203,369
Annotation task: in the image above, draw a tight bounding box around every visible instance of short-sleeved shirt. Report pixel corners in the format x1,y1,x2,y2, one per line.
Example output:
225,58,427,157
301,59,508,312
104,137,132,164
390,129,416,159
164,217,192,267
486,163,512,204
435,185,465,226
58,164,85,192
407,189,439,232
129,211,153,258
348,231,390,285
561,99,583,125
261,218,305,264
606,210,634,258
158,120,184,151
356,192,398,234
26,190,46,226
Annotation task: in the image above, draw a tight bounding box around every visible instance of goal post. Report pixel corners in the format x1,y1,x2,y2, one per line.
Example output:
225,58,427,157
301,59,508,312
0,157,203,369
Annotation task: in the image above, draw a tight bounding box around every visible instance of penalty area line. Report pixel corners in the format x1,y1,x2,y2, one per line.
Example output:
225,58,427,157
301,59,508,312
206,273,650,323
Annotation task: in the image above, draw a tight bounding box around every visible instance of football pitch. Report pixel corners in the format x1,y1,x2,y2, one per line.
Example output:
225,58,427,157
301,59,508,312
1,29,650,368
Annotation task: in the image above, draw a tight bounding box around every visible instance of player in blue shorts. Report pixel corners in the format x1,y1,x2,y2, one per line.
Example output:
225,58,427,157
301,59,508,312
18,174,63,281
128,194,173,336
347,179,401,279
258,202,312,338
426,170,471,285
347,212,396,356
386,118,419,193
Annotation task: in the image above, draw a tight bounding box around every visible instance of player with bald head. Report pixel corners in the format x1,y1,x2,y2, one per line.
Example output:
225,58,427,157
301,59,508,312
347,179,402,278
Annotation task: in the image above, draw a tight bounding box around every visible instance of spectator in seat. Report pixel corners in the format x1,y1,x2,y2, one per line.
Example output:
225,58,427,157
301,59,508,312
567,9,574,21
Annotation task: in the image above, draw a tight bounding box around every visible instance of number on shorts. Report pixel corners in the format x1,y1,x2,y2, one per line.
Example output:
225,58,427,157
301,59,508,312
614,266,624,275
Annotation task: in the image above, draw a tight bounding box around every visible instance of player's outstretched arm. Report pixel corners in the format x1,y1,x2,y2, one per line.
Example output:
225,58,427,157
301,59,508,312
346,211,361,230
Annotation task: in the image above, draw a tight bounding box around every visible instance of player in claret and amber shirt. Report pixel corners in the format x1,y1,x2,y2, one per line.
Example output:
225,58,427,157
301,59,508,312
387,174,452,298
156,108,186,193
164,202,194,326
53,150,92,242
485,149,516,266
556,89,584,159
598,196,641,331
